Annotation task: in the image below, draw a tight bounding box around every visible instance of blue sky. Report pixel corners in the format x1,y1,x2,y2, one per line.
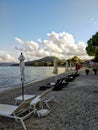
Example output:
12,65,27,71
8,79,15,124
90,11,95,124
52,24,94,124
0,0,98,62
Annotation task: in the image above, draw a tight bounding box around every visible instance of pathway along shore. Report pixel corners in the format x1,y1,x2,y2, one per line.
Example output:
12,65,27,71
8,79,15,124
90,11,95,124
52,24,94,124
0,70,98,130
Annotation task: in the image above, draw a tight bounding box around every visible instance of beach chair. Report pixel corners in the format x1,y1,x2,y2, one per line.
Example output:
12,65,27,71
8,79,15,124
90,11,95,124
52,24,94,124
39,82,55,90
15,94,36,105
39,86,54,98
0,97,36,130
40,87,55,109
30,87,54,118
42,96,54,109
30,87,54,110
39,78,69,91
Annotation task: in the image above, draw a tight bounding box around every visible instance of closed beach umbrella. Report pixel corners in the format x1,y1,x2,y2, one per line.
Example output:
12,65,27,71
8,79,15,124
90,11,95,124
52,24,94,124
65,61,69,72
69,62,72,70
18,52,25,101
52,59,58,81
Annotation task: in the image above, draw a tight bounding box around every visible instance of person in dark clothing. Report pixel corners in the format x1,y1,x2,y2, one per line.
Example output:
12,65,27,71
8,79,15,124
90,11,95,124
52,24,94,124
92,68,97,75
85,69,90,75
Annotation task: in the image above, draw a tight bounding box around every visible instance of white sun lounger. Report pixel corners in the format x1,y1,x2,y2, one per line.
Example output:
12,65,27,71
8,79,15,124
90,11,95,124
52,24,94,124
30,87,54,110
14,94,36,105
0,97,36,130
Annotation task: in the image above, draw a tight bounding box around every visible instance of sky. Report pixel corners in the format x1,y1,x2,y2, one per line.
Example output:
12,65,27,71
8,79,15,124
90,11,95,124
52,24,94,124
0,0,98,63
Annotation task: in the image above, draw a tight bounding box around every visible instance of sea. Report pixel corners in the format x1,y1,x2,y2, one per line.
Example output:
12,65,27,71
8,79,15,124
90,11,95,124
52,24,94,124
0,66,65,92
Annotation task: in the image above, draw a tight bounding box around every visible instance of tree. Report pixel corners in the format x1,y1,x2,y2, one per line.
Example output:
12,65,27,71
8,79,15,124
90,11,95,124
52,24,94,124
71,56,81,63
86,32,98,61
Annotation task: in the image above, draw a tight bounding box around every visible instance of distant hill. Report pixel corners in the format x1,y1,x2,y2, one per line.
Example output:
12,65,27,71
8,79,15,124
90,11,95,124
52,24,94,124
25,56,60,66
0,62,17,66
38,56,58,62
0,56,65,66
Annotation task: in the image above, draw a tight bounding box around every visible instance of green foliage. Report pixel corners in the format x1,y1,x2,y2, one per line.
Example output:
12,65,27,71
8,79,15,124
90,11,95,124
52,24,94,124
86,32,98,57
86,39,96,56
33,61,39,66
68,56,82,63
58,60,65,66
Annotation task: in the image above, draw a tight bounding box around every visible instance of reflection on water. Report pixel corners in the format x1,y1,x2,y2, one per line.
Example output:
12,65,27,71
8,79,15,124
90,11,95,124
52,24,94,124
0,66,65,89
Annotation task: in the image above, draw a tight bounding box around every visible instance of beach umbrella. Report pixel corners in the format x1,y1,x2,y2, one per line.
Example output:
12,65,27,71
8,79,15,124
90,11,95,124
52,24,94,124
65,61,69,73
18,52,25,101
52,59,58,82
69,62,72,71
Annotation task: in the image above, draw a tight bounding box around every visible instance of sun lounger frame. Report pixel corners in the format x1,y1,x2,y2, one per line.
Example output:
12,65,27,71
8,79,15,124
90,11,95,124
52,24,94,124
0,97,36,130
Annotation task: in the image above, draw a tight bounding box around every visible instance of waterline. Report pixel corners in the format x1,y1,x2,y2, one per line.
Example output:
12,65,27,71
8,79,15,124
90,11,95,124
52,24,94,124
0,66,65,90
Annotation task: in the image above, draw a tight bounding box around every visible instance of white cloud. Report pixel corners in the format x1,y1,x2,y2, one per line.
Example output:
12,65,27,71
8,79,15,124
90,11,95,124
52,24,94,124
0,32,93,62
0,51,17,63
89,18,98,25
14,32,93,61
15,37,25,45
41,32,91,59
14,38,48,60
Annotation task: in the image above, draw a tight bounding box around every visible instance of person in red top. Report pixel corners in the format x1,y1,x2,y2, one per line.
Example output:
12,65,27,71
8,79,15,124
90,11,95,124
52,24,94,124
75,63,82,72
75,63,79,71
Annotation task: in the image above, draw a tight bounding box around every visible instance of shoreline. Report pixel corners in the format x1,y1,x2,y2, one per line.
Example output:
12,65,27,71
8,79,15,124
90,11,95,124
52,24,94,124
0,72,67,94
1,69,98,130
0,67,68,93
0,66,66,91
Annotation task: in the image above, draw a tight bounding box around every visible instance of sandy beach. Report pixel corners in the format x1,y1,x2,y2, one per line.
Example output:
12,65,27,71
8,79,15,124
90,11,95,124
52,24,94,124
0,69,98,130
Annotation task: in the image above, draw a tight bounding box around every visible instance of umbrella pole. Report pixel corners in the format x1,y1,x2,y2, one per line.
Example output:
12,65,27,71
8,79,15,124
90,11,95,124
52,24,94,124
55,74,57,82
21,80,24,101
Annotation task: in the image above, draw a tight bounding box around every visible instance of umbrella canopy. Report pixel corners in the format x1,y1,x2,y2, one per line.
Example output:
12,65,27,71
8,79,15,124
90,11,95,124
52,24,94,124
69,62,72,70
65,61,69,72
18,52,25,100
52,59,58,74
52,59,58,82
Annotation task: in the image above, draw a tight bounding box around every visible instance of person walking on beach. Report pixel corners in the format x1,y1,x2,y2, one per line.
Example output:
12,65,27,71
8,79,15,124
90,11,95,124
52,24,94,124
75,63,80,72
92,68,97,75
85,68,90,75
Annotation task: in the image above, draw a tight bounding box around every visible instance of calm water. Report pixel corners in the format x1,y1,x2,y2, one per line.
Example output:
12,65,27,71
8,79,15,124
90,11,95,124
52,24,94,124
0,66,65,90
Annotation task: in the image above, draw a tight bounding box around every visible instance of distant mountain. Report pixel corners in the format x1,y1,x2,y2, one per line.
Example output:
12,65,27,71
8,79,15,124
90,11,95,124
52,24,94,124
0,56,65,66
0,62,17,66
25,56,59,66
38,56,58,62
